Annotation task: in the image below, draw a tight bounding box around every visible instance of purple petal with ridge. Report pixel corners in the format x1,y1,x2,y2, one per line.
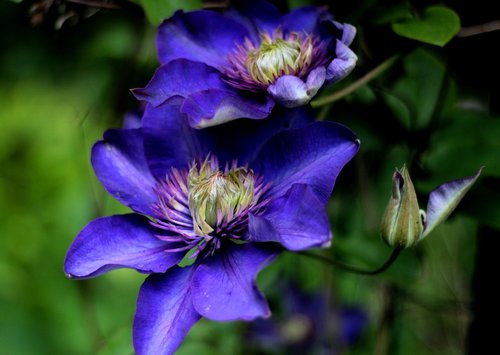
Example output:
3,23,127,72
252,121,359,204
92,128,158,216
157,10,248,69
133,267,200,355
64,214,183,279
249,184,331,250
132,60,227,108
191,242,278,321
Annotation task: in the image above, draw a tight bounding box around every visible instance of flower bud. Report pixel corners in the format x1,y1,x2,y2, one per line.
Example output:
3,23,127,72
380,166,424,248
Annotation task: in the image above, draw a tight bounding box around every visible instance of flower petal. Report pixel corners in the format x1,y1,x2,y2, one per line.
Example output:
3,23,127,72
226,0,282,43
326,39,358,83
181,88,275,128
132,59,227,108
267,67,326,107
191,242,279,321
142,104,312,179
92,128,158,216
157,10,248,69
249,184,331,250
253,121,359,204
282,6,332,35
133,267,201,355
64,214,183,279
421,168,482,238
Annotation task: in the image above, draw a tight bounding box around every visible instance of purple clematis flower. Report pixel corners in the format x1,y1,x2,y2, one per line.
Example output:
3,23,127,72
133,0,357,128
64,104,359,354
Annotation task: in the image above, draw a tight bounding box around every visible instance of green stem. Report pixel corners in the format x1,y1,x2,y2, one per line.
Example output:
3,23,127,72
311,55,399,107
299,247,402,275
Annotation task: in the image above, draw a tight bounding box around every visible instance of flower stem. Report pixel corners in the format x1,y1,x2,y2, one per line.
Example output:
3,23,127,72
311,55,399,107
298,247,402,275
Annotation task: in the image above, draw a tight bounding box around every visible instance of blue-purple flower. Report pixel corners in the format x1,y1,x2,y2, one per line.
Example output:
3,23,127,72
64,104,359,354
133,0,357,128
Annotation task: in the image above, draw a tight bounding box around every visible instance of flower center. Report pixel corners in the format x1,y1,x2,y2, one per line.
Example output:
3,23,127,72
223,30,328,92
188,157,255,236
247,35,301,85
151,155,270,259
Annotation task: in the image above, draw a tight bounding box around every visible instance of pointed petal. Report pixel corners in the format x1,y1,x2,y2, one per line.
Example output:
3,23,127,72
132,60,227,107
191,243,279,321
422,168,482,238
253,121,359,204
92,128,158,216
64,214,183,279
133,267,200,355
181,88,274,128
157,10,248,69
249,184,331,250
267,67,326,108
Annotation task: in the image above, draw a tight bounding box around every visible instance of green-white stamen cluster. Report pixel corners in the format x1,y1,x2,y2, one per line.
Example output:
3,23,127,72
188,157,256,236
247,34,303,85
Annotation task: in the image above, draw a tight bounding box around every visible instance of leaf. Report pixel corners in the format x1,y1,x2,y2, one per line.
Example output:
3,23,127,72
387,49,446,129
139,0,202,26
392,6,461,46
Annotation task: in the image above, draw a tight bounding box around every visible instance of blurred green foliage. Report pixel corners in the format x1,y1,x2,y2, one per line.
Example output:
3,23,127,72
1,0,499,354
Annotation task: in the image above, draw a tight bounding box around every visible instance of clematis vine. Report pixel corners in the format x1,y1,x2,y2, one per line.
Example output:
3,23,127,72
64,104,359,354
133,0,357,128
381,165,482,248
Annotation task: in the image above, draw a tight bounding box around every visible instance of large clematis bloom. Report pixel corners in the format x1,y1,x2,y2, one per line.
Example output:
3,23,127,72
64,105,359,354
133,0,357,128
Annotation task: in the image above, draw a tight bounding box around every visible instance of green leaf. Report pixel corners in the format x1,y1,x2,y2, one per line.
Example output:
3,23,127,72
139,0,202,26
392,6,460,46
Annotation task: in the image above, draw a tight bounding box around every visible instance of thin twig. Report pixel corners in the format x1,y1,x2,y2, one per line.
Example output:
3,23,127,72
457,20,500,38
298,247,402,276
311,55,399,107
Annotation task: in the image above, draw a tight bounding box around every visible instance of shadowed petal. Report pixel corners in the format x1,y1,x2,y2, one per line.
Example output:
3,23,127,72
192,243,279,321
249,184,331,250
143,104,311,179
422,168,482,238
133,267,201,355
92,128,158,216
157,10,248,69
326,40,358,83
132,60,227,107
226,0,282,43
64,214,183,279
181,89,274,128
142,103,213,179
253,121,359,204
267,67,326,107
282,6,332,35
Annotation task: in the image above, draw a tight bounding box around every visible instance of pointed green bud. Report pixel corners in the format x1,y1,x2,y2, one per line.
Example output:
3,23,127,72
380,166,424,248
380,166,482,249
188,158,255,236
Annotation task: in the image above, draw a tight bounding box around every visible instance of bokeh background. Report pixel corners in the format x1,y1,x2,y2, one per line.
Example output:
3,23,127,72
1,0,499,354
